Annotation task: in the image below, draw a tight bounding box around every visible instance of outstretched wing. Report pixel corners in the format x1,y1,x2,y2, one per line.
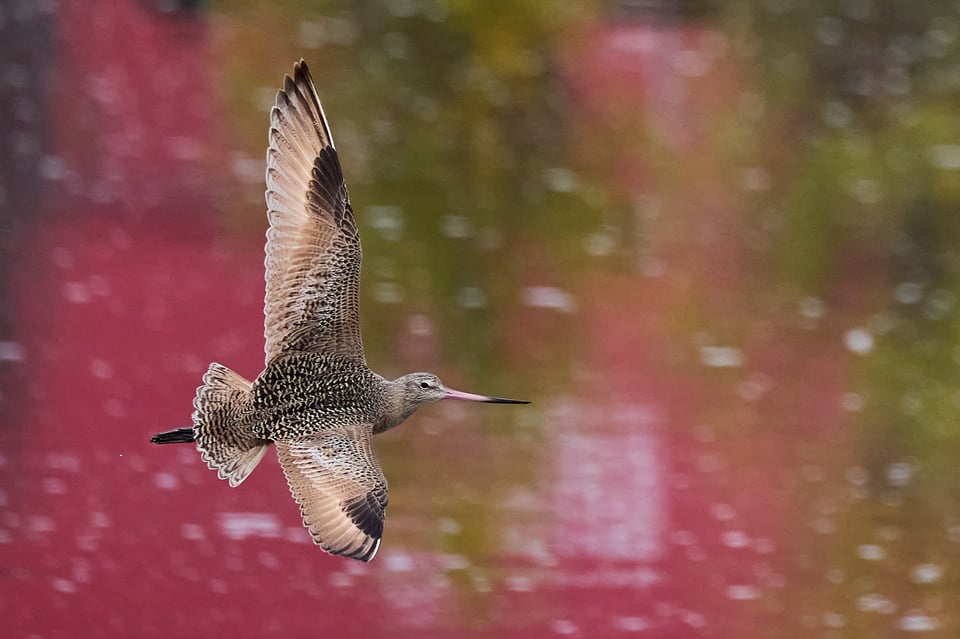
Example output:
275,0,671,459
264,60,364,366
276,425,388,562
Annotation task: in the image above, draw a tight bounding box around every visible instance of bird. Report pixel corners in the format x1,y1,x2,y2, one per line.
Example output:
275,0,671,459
151,60,528,562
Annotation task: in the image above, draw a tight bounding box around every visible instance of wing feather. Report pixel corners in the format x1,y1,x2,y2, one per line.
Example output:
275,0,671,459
276,426,388,562
263,60,364,365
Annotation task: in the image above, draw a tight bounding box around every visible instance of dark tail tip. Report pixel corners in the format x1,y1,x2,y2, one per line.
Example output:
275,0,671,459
151,427,195,445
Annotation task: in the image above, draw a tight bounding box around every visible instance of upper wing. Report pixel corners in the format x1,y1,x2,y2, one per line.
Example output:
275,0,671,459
276,425,388,562
263,60,364,365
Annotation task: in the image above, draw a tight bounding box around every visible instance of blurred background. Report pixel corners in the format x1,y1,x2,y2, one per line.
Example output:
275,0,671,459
3,0,960,637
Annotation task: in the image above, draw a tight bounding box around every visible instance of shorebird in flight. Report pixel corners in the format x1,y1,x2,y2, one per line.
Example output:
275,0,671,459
152,60,527,562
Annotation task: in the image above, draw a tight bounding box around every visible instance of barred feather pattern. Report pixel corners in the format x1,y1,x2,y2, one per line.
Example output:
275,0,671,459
192,363,269,487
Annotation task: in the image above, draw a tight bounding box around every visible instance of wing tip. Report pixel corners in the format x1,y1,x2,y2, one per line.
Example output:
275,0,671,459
293,58,311,84
280,58,335,150
344,535,382,562
360,537,382,562
271,58,313,114
310,529,381,562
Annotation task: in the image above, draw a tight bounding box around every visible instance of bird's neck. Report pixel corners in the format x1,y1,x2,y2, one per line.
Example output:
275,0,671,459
373,380,419,434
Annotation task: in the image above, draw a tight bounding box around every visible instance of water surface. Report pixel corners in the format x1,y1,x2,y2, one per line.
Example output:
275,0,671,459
2,1,960,637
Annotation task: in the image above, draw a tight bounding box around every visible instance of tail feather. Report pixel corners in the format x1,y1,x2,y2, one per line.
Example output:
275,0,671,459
192,362,269,487
151,427,195,444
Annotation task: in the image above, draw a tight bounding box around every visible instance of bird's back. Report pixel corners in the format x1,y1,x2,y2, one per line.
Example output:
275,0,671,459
252,351,386,440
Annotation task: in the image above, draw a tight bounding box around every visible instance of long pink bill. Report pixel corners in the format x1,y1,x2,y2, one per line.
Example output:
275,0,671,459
444,388,530,404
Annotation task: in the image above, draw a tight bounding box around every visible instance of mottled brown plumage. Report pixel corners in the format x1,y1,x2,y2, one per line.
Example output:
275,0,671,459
152,60,527,562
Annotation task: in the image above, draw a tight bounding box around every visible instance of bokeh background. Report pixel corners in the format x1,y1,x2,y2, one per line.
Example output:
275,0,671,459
3,0,960,637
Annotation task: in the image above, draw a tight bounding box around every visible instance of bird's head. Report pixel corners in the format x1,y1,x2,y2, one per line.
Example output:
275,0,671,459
387,372,529,429
397,372,529,406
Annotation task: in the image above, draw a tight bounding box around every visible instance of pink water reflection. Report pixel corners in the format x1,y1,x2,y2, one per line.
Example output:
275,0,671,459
2,5,881,639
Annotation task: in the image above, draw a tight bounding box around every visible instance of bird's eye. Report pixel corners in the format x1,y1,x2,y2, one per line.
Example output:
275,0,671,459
419,381,430,389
